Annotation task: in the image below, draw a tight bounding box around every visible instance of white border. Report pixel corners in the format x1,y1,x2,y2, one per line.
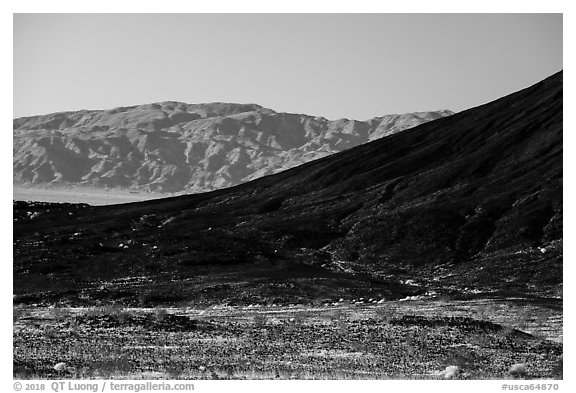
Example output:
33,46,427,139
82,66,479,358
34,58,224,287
3,2,572,392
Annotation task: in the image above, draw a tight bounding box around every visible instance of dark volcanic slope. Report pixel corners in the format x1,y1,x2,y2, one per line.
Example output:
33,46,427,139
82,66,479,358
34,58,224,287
13,72,562,306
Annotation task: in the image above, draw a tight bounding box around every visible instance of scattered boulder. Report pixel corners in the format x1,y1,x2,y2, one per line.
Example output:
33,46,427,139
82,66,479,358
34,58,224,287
509,363,527,378
443,365,461,379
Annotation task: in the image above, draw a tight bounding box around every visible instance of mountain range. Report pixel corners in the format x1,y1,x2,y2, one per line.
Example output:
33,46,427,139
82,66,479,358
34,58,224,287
13,104,452,193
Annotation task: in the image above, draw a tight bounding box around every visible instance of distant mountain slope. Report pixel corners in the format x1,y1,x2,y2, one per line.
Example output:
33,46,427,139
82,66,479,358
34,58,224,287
13,103,452,193
13,72,561,306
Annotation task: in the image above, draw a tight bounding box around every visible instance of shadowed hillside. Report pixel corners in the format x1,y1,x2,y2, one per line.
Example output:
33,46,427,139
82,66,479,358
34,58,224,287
13,72,562,306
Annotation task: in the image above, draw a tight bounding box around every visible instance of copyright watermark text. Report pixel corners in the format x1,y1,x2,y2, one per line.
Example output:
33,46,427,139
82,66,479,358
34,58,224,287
502,383,559,391
13,381,194,393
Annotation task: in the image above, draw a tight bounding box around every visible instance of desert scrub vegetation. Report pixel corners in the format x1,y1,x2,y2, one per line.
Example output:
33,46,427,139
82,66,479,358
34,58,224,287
13,300,562,380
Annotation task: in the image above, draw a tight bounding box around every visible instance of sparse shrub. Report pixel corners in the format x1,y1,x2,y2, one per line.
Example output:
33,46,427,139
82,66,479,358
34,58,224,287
49,307,68,320
132,214,161,230
551,356,563,379
511,310,532,331
226,366,236,379
467,332,492,348
554,285,563,299
13,307,23,323
474,304,490,320
349,341,367,352
92,356,132,378
291,314,305,326
375,305,399,324
498,324,516,338
93,305,132,325
155,308,168,322
329,309,343,321
253,314,267,327
43,326,57,340
442,365,461,379
100,304,124,316
117,310,131,325
166,363,185,378
508,363,527,379
533,309,551,329
444,347,482,369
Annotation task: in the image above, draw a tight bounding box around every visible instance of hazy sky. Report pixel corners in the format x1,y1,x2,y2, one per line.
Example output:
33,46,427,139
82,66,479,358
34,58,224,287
13,13,562,120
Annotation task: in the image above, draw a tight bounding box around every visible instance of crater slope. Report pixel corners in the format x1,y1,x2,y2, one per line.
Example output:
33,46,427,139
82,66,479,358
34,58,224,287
13,72,562,306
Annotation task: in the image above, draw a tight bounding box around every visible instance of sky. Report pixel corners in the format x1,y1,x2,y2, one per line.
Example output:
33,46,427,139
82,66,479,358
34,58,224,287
13,13,562,120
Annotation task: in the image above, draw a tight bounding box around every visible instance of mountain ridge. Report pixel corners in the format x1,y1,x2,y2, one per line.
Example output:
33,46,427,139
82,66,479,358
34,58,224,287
13,103,453,194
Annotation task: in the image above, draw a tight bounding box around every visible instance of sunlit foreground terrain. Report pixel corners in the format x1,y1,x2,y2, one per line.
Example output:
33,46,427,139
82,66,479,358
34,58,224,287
13,299,562,380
